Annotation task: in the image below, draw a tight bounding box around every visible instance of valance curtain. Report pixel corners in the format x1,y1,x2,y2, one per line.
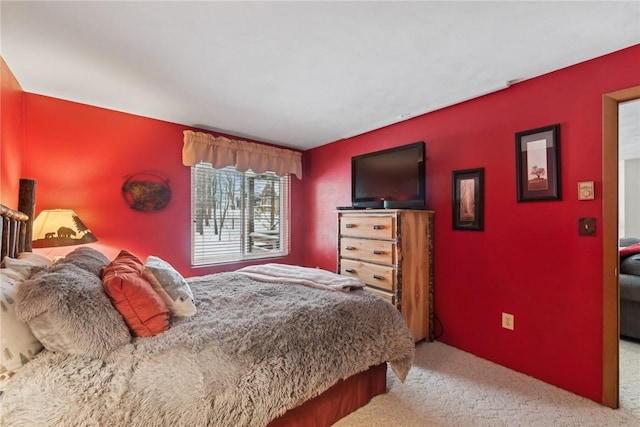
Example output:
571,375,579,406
182,130,302,179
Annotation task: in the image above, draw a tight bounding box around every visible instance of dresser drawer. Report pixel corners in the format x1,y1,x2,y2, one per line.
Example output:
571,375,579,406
340,237,395,265
339,258,395,292
339,215,395,240
364,286,395,305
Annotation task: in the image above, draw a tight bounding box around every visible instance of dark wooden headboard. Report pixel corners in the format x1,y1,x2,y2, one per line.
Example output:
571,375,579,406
0,179,36,260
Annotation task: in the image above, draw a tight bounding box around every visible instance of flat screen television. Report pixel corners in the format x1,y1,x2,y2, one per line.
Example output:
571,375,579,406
351,141,426,209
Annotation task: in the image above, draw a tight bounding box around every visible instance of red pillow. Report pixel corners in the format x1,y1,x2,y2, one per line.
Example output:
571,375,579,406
620,242,640,258
101,250,170,337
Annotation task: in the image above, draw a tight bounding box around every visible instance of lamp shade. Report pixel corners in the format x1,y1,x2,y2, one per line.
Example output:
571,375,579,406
32,209,97,248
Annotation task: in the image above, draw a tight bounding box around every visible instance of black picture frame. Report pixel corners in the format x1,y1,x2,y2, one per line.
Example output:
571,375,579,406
452,168,484,231
515,124,561,202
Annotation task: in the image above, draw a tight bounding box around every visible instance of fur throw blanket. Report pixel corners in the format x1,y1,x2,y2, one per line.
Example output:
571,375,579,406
1,272,415,427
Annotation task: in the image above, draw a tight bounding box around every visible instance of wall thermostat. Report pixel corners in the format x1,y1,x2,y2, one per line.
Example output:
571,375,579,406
578,181,594,200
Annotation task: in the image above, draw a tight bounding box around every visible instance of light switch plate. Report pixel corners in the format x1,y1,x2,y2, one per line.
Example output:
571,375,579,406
579,218,596,236
578,181,594,200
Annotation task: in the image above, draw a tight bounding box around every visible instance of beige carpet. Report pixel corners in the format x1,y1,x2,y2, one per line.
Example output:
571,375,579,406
335,340,640,426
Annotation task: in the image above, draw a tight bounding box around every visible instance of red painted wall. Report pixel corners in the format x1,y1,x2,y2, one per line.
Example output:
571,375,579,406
1,57,24,208
303,45,640,403
22,94,305,275
8,44,640,403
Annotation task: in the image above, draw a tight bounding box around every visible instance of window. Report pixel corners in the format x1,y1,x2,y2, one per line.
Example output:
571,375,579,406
191,163,289,265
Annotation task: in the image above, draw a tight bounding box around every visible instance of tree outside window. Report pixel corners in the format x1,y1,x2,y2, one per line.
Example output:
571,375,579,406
191,164,289,265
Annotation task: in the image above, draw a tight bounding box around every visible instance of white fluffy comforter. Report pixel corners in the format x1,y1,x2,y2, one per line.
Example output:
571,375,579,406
1,272,415,427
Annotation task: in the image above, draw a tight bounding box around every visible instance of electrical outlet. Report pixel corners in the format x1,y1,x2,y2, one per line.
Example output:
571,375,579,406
502,312,514,330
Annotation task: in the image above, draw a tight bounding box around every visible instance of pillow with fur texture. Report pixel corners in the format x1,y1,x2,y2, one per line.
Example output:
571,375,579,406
56,246,110,277
101,251,170,337
0,267,44,391
16,263,130,358
142,256,196,317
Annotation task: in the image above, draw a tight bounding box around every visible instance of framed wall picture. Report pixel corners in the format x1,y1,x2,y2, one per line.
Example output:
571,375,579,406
452,168,484,231
515,124,561,202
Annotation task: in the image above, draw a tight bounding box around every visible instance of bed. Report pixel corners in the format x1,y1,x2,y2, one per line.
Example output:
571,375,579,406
0,179,415,427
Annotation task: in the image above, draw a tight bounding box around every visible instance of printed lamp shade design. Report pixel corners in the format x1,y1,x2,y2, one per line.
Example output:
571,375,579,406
32,209,97,248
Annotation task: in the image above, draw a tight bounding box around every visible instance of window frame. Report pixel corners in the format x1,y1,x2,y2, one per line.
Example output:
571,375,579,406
190,164,290,266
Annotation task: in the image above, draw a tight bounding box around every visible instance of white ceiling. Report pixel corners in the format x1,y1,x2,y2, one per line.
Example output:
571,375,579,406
2,1,639,151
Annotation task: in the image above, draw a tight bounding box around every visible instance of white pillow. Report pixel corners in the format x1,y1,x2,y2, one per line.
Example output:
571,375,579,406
0,267,24,281
18,252,53,265
2,252,52,279
0,268,44,391
142,256,196,317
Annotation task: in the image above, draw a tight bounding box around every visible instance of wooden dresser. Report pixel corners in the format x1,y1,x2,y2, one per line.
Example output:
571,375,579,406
337,209,434,342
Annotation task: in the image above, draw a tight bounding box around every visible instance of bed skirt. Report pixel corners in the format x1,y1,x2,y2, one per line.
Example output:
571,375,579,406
267,363,387,427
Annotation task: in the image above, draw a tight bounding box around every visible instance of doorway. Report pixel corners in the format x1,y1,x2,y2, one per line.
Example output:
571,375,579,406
602,85,640,409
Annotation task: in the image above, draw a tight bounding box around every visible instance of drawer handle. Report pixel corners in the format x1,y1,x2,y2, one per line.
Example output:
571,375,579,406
345,268,355,273
345,223,356,228
372,225,383,230
345,246,356,250
372,274,384,280
372,250,384,255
